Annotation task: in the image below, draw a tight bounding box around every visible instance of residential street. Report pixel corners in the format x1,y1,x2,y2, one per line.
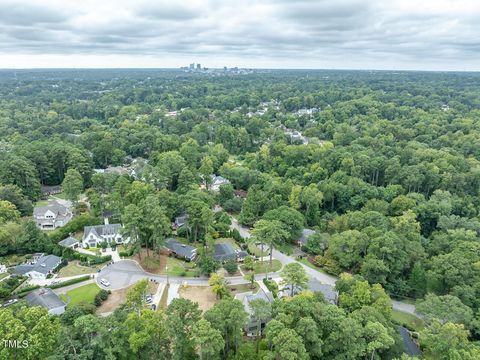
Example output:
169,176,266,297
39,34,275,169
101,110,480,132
229,215,418,316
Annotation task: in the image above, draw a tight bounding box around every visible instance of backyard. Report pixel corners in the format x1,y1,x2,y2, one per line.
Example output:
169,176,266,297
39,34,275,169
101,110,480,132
61,283,101,307
162,257,198,277
57,261,100,278
179,285,217,311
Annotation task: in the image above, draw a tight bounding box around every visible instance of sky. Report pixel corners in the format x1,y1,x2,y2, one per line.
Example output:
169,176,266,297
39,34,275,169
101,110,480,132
0,0,479,71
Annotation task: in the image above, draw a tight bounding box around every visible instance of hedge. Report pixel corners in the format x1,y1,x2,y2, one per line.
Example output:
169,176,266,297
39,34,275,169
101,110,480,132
47,275,92,289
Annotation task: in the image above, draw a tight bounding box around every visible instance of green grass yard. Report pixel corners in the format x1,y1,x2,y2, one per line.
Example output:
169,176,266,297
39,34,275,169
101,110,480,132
163,257,198,277
64,283,101,307
392,310,425,331
242,259,282,275
57,261,98,278
247,243,269,257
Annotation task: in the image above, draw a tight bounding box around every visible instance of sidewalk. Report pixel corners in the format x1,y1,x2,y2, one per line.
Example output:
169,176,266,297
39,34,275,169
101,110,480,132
167,284,180,305
151,282,165,309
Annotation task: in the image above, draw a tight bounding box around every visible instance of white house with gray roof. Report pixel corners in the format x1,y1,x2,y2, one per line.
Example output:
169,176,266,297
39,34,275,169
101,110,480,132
25,288,66,315
33,200,73,230
13,254,62,279
82,222,126,248
211,175,230,192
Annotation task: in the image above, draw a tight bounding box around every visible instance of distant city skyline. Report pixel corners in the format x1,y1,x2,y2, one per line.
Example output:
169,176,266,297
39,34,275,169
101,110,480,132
0,0,479,71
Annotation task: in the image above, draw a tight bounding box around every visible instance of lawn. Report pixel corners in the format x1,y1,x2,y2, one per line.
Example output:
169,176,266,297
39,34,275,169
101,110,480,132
159,284,169,309
0,273,8,281
392,310,425,331
248,243,269,257
35,200,49,207
0,254,28,266
228,283,259,296
242,259,282,275
276,242,294,255
57,261,98,278
163,257,198,277
65,283,101,307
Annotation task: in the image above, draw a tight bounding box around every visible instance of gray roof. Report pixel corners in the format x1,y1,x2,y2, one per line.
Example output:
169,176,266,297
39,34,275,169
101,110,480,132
211,175,230,185
398,326,422,357
25,288,66,310
58,236,79,247
83,224,122,240
308,279,338,304
298,229,316,245
214,243,248,261
33,201,69,217
174,214,189,227
13,255,62,275
239,288,274,316
165,238,196,259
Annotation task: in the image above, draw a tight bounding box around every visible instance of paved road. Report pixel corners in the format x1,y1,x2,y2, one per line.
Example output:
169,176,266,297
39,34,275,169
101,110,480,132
229,215,418,316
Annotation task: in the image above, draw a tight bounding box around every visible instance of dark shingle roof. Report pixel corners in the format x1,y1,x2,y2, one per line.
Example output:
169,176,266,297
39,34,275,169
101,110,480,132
165,238,196,259
25,288,65,310
83,224,122,240
13,255,62,276
33,201,69,217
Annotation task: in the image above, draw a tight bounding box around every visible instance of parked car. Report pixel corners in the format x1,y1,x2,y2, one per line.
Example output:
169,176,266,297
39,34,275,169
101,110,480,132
145,294,153,303
100,278,110,287
1,299,18,307
150,304,156,310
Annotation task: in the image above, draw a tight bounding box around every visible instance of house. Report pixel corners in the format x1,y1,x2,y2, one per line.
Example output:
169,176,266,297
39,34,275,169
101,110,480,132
297,229,316,246
278,279,338,305
213,243,249,262
33,200,73,230
235,288,274,336
58,236,80,249
211,175,230,192
0,264,6,274
13,254,62,279
173,214,189,230
164,238,197,261
25,288,66,315
82,221,126,248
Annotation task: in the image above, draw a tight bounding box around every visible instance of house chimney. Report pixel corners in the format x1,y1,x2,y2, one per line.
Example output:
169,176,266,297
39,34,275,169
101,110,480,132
104,217,109,225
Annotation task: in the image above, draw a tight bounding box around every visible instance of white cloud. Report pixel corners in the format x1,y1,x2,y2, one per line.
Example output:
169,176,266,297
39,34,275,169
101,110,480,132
0,0,479,70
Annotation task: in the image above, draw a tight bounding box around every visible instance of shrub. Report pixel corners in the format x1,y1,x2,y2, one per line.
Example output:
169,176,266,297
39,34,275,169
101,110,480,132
47,275,91,289
49,213,101,243
224,260,238,275
243,256,254,270
263,278,278,297
94,289,110,306
119,248,134,257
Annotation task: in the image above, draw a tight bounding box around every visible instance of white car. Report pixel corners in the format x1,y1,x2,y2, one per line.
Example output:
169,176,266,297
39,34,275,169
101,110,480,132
145,295,153,303
100,278,110,287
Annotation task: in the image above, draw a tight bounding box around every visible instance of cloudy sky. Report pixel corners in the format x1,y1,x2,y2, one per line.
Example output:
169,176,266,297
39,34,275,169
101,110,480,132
0,0,479,70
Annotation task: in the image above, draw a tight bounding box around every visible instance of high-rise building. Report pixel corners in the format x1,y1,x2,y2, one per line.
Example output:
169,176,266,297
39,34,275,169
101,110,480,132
196,63,201,70
189,63,195,69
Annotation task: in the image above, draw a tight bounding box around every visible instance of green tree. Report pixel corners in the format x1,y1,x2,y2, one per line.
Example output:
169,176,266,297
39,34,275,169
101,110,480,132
204,298,248,357
280,263,309,297
167,298,202,360
252,219,289,278
62,168,84,203
191,319,224,360
0,200,20,224
126,279,149,314
249,298,272,353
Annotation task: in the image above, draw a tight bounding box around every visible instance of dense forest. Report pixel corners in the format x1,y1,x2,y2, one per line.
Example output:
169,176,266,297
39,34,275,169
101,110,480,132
0,69,480,359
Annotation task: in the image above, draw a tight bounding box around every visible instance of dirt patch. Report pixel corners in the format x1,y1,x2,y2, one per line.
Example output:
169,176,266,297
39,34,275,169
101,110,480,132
179,286,217,312
95,282,159,314
96,286,129,314
130,248,168,274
